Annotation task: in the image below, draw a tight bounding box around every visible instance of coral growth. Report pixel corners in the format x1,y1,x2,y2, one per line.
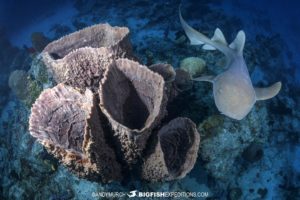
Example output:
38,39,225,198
28,23,200,182
8,70,29,100
198,105,269,181
8,70,42,107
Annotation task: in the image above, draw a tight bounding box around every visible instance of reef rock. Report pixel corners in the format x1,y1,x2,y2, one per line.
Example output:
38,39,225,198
8,70,29,100
198,105,269,182
29,84,122,182
142,117,200,181
41,23,135,85
99,58,167,165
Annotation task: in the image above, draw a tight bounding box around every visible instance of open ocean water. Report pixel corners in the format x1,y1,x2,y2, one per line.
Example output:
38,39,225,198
0,0,299,199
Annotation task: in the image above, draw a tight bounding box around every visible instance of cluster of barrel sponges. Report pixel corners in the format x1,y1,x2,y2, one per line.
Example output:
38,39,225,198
29,23,200,183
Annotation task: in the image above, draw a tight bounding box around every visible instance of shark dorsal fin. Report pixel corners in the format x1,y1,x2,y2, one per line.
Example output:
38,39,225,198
211,28,227,45
229,30,245,54
202,28,226,50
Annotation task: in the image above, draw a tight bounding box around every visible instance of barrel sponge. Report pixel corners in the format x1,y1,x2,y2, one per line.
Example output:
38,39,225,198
29,84,122,182
43,23,134,59
142,117,200,181
99,58,167,165
41,23,135,85
174,68,193,91
149,63,178,101
149,63,176,83
42,47,114,91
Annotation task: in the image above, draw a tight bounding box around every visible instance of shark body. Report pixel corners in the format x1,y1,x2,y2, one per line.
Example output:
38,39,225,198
179,9,281,120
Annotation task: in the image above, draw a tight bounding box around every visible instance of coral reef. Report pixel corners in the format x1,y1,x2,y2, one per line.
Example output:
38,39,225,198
1,0,299,199
27,23,200,182
8,70,42,107
8,70,28,100
28,55,52,87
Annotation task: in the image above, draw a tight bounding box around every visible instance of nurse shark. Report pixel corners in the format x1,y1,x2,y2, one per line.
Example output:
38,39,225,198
179,9,282,120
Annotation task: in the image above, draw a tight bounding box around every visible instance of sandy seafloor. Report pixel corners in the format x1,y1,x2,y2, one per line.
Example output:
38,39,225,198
0,0,299,199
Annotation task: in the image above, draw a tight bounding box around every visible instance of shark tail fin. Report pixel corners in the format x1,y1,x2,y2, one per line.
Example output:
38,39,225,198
179,8,232,57
179,8,245,57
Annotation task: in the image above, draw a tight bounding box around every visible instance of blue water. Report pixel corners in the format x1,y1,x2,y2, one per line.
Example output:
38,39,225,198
0,0,299,199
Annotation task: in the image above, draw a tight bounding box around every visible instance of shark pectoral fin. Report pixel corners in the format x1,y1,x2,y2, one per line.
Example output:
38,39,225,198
202,44,216,50
193,75,215,83
255,81,282,101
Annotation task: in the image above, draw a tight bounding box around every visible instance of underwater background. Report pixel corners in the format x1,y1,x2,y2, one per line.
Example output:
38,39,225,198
0,0,299,199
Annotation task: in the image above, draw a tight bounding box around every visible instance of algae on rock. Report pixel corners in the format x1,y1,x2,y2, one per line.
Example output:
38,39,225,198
180,57,206,78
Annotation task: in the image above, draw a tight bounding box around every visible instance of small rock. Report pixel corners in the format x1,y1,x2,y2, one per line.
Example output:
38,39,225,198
180,57,206,77
257,188,268,198
242,143,264,162
228,187,242,200
175,35,186,44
